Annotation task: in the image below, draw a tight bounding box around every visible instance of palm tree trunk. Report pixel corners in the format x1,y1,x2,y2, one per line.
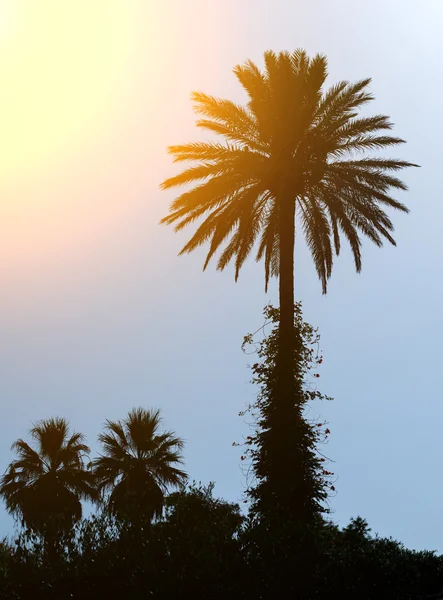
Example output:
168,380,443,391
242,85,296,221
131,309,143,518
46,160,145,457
254,195,326,523
278,193,296,406
254,194,326,523
268,192,299,518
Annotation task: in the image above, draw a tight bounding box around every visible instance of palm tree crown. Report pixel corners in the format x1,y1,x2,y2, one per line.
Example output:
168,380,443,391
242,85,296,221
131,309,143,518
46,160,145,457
161,49,416,293
92,407,187,523
0,417,95,536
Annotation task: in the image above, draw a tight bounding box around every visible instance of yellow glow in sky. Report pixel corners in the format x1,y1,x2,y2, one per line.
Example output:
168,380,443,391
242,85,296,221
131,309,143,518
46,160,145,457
0,0,137,182
0,0,18,40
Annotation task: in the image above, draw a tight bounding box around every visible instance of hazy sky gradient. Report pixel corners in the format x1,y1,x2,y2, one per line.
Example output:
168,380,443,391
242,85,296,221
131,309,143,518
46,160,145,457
0,0,439,550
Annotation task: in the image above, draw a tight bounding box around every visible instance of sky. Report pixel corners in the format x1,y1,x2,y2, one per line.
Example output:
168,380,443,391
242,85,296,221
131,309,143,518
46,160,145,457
0,0,439,551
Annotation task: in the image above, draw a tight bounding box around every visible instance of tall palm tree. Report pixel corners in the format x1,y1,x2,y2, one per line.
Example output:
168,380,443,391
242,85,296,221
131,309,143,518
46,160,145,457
92,408,187,524
161,54,416,404
0,418,96,544
160,49,416,518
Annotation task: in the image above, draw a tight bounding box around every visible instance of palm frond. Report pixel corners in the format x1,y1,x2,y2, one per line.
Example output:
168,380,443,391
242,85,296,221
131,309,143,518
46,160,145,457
316,78,373,123
331,157,419,171
166,141,239,163
332,135,406,156
299,196,333,293
161,172,245,221
160,163,232,189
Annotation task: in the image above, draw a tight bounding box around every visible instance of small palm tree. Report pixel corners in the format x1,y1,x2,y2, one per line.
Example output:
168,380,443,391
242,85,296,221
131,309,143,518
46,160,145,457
0,418,96,544
92,408,187,524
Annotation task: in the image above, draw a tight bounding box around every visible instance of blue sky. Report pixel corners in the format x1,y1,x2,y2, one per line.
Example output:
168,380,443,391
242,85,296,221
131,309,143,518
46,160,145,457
0,0,440,551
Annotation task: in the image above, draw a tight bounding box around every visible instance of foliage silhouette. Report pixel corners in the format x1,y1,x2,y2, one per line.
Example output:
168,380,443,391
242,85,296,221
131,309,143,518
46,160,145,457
0,506,441,599
0,417,96,552
92,407,187,524
0,416,440,598
241,302,333,523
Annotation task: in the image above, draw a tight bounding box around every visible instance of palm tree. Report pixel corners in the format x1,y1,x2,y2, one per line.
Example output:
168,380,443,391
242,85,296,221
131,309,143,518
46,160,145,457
160,49,416,518
92,408,187,524
0,418,96,546
159,51,417,403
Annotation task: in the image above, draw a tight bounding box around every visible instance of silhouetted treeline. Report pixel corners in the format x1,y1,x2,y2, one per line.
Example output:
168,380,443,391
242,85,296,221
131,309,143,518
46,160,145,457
0,488,441,599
